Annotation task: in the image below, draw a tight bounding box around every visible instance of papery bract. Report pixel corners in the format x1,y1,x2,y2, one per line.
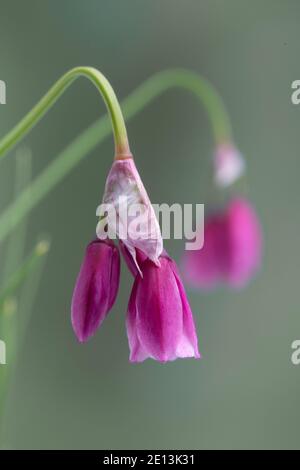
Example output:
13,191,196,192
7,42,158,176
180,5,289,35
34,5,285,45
97,158,163,275
126,253,200,363
182,197,262,289
71,239,120,342
119,241,147,277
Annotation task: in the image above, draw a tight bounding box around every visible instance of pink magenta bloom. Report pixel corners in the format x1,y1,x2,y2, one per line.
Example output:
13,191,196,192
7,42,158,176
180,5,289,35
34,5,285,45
214,143,245,187
71,239,120,342
127,253,200,363
182,197,262,289
97,158,163,275
72,156,201,364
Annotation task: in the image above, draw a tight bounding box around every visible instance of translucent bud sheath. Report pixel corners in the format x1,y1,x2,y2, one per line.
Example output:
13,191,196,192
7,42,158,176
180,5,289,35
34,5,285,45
97,158,163,274
214,142,245,188
0,67,131,158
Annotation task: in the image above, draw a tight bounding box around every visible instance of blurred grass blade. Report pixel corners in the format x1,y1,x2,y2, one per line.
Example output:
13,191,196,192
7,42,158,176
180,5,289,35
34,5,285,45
2,147,32,281
0,147,33,446
0,239,50,447
0,239,50,309
0,298,17,446
17,236,50,345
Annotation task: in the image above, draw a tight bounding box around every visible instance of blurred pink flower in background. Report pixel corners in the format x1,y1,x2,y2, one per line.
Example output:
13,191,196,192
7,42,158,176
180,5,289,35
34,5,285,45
214,142,245,187
182,197,262,289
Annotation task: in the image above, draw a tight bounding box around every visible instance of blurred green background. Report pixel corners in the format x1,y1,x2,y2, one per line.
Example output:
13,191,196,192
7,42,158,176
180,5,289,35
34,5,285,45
0,0,299,450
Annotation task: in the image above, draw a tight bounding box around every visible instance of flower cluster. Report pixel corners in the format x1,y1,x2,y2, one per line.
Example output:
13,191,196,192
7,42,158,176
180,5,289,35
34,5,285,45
71,156,200,363
68,69,263,365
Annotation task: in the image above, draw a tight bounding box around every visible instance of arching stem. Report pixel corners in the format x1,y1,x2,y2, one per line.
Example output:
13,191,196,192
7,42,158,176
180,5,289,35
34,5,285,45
0,67,131,159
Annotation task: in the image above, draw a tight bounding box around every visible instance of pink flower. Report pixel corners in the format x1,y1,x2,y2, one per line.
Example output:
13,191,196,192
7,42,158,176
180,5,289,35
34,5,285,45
127,253,200,363
182,197,262,289
214,143,245,187
71,239,120,342
72,156,200,364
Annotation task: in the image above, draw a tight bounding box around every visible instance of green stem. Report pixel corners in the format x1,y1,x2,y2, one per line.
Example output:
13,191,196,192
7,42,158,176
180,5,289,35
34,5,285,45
122,69,232,143
0,239,50,308
0,68,233,243
0,67,130,158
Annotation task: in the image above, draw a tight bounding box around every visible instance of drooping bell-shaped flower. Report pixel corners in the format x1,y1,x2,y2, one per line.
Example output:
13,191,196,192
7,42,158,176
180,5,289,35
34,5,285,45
126,252,200,363
97,158,163,275
182,197,262,289
66,67,201,359
71,239,120,342
214,142,245,187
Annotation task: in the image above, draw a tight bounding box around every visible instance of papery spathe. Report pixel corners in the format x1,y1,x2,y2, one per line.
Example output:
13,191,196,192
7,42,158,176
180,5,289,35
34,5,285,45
97,158,163,275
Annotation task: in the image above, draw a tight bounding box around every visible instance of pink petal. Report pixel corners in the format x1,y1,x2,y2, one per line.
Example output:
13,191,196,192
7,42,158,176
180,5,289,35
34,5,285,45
71,239,120,342
126,280,148,362
182,198,262,290
225,198,262,287
126,255,200,363
182,215,224,289
171,262,201,358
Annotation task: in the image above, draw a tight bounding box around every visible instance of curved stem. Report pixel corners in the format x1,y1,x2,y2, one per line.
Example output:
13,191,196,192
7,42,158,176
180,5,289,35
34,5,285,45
0,67,130,158
0,240,50,307
0,68,233,243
